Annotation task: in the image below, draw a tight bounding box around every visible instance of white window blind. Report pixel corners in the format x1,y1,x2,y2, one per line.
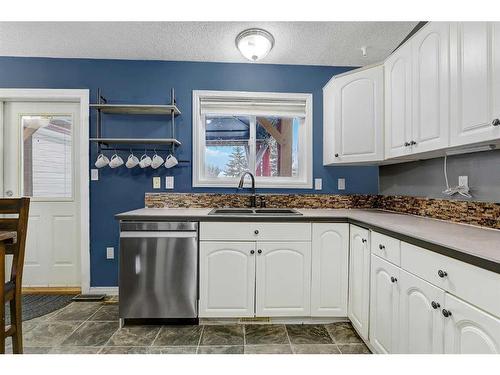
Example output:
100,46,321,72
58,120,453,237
200,97,307,117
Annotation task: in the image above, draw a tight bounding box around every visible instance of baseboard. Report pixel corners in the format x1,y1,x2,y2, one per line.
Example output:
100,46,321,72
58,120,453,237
88,286,119,295
22,287,81,295
200,316,350,325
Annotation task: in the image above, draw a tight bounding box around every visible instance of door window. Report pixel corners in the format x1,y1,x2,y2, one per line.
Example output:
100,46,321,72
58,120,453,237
21,114,73,199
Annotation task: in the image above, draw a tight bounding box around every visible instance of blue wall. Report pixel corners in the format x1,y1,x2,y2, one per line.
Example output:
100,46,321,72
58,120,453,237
0,56,378,286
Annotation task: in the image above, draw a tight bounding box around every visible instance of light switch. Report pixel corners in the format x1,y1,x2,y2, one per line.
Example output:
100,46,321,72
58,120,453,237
91,169,99,181
166,176,174,189
338,178,346,190
106,247,114,260
153,176,161,189
314,178,323,190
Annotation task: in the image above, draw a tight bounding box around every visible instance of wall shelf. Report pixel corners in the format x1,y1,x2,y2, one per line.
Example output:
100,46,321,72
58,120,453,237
90,88,181,154
90,138,181,146
89,104,180,115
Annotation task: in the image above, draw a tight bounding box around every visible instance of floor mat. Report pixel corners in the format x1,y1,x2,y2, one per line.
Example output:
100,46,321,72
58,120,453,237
4,294,76,325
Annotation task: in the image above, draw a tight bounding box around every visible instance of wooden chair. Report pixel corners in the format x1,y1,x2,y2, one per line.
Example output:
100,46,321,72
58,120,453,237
0,198,30,354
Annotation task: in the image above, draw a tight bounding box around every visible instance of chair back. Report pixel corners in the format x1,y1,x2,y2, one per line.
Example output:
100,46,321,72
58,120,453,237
0,198,30,287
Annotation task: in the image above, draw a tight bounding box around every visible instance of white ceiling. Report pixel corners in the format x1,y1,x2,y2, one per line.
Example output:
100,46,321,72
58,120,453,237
0,22,418,66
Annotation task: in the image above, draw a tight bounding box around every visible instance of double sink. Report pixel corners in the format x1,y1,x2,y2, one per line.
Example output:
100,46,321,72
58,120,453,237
209,208,302,216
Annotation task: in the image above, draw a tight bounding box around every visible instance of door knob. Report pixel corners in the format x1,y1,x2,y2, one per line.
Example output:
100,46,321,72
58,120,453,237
250,250,255,255
379,244,385,250
431,301,441,309
391,276,397,283
5,190,13,197
438,270,448,278
410,140,417,145
334,153,339,157
254,230,259,235
257,249,262,254
361,238,367,243
442,309,452,318
404,142,410,147
492,118,500,126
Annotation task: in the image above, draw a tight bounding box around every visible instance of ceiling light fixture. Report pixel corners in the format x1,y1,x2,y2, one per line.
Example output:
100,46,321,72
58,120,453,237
235,28,275,62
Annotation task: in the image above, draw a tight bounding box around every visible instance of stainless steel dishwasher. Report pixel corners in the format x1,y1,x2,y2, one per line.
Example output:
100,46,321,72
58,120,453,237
119,221,198,323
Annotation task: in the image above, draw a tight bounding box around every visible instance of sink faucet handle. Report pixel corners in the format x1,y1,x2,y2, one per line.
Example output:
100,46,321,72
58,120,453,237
259,195,266,208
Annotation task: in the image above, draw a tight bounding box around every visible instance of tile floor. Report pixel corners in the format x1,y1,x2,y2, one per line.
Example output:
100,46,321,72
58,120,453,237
4,301,371,354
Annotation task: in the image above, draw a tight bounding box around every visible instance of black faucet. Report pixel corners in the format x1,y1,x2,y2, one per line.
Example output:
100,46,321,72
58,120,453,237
238,171,257,208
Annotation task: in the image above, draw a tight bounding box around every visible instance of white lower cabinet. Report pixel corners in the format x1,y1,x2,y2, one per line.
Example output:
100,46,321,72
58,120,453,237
256,242,311,317
199,241,256,318
311,223,349,317
444,293,500,354
369,255,400,354
399,269,445,354
348,225,371,340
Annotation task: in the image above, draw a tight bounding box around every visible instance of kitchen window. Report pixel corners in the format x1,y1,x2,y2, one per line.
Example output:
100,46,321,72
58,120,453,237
192,90,313,188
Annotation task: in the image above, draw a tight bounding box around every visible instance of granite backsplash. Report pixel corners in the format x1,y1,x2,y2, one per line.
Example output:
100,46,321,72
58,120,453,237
145,193,500,230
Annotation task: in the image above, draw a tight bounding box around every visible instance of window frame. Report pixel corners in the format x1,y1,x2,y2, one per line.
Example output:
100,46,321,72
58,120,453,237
192,90,313,189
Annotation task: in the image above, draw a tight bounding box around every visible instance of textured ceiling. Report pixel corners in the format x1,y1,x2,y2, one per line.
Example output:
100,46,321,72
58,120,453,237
0,22,418,66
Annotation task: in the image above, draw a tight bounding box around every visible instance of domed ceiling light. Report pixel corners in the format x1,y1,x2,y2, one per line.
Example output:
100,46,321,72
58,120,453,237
235,28,275,62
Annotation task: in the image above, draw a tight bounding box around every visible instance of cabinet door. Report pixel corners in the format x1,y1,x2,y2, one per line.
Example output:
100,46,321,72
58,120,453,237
385,42,413,158
450,22,500,145
399,269,445,354
199,241,255,317
411,22,450,154
369,255,400,354
444,293,500,354
256,241,311,317
323,65,384,164
348,225,371,341
311,223,349,317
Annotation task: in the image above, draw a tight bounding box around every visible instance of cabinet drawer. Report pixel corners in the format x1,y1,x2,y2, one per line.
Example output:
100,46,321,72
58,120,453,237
370,231,401,266
401,242,500,318
200,222,311,241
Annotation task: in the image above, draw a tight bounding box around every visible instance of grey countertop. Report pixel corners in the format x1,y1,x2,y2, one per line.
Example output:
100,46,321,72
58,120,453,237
116,207,500,273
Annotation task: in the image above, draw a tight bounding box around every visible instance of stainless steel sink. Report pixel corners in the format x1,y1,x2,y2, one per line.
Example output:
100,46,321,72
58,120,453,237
209,208,302,216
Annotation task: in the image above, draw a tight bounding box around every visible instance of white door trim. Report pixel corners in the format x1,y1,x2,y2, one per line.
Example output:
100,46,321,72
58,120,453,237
0,88,90,293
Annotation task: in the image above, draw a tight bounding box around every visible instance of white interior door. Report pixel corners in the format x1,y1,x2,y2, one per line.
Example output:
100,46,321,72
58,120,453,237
3,101,81,287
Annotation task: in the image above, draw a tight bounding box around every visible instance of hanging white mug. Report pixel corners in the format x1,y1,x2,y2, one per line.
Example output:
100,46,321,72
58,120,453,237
151,154,164,169
126,153,140,168
139,154,152,168
109,154,124,168
164,154,178,169
95,153,110,168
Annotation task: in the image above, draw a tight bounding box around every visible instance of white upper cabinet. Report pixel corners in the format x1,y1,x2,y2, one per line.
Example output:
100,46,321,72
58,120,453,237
411,22,450,153
385,42,413,158
323,65,384,164
311,223,349,317
369,255,401,354
399,269,445,354
199,241,256,318
255,241,311,317
348,225,371,341
450,22,500,145
444,293,500,354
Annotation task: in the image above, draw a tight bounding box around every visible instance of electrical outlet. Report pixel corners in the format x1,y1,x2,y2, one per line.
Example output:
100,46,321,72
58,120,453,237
106,247,114,260
459,175,468,188
314,178,323,190
91,169,99,181
153,176,161,189
165,176,174,189
338,178,346,190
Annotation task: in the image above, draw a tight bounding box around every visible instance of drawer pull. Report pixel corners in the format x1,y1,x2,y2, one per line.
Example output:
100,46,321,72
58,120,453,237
257,249,262,254
442,309,452,318
391,276,398,283
492,118,500,126
379,244,385,250
438,269,448,278
250,250,255,255
361,238,367,243
254,230,259,235
431,301,440,309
